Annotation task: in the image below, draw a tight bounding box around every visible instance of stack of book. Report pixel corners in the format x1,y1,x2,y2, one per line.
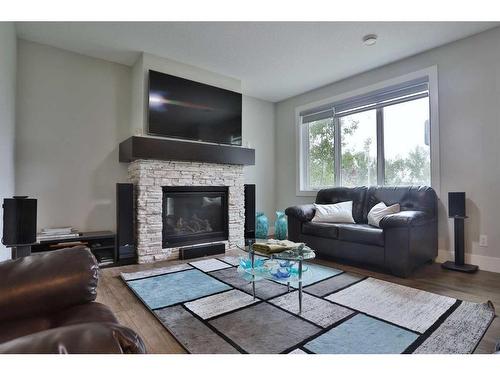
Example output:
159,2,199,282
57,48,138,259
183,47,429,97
94,252,115,266
252,239,304,254
37,227,80,241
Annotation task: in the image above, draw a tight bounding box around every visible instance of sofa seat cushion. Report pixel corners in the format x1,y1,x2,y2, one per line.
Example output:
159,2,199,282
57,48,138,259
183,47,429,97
336,224,385,246
302,222,339,239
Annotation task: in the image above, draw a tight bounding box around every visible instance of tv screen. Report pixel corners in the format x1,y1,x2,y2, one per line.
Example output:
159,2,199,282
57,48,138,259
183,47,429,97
148,70,242,146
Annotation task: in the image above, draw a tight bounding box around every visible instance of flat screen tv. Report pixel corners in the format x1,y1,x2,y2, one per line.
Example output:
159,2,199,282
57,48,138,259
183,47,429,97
148,70,242,146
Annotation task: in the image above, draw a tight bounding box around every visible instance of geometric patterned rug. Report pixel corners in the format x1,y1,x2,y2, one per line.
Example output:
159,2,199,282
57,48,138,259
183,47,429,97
121,256,496,354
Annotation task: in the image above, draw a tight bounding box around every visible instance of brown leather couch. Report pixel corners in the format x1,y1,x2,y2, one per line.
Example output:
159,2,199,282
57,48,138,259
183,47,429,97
0,246,145,354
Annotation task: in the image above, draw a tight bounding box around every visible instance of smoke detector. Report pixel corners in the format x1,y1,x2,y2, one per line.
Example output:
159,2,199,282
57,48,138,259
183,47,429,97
363,34,378,46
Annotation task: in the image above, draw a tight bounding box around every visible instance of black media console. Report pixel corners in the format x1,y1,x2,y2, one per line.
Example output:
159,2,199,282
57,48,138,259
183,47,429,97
31,231,118,268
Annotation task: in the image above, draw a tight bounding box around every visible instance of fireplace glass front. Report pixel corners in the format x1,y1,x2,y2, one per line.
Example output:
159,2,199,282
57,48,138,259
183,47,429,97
162,186,229,247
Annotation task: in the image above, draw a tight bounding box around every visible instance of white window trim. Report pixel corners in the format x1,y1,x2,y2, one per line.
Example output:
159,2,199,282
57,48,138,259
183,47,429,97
295,66,440,197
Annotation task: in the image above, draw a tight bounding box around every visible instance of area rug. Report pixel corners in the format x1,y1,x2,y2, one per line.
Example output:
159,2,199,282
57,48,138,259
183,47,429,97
121,256,495,354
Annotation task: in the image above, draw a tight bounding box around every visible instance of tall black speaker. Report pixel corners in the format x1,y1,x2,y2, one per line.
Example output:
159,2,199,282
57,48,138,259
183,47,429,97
116,183,136,264
442,192,478,273
2,196,37,258
244,184,256,242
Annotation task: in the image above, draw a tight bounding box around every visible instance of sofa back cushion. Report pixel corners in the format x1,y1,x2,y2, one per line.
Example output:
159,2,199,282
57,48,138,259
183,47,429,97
315,187,367,223
363,186,437,222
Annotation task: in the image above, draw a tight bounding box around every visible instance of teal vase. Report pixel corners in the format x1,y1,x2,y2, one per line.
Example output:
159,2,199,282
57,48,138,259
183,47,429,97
255,212,269,239
274,211,287,240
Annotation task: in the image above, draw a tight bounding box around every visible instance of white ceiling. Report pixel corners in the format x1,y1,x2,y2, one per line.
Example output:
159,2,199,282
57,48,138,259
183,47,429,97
15,22,499,102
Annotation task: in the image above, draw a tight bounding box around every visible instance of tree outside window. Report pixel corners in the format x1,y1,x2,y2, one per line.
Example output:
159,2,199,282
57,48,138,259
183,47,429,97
304,96,430,189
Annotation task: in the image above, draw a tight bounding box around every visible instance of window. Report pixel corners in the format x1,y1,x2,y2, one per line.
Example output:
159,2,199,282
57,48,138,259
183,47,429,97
298,72,436,193
305,118,335,189
340,110,377,187
383,97,430,185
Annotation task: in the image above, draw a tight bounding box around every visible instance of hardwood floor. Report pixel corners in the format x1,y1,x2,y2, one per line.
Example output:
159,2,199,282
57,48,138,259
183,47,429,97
97,252,500,354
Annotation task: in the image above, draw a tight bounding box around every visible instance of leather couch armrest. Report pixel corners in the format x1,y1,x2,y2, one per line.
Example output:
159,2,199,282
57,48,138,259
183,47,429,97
0,246,98,321
379,210,433,229
285,204,316,222
0,323,146,354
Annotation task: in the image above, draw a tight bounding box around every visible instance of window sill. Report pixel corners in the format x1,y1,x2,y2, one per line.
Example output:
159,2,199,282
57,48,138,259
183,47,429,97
296,189,320,197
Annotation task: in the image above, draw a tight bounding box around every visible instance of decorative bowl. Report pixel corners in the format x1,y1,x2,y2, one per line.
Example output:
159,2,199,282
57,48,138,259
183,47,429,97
239,257,265,270
271,267,291,279
278,260,295,268
290,263,309,275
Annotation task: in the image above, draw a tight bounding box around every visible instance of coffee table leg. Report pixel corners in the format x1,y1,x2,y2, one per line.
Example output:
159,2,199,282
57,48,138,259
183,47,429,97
251,250,256,300
298,260,303,314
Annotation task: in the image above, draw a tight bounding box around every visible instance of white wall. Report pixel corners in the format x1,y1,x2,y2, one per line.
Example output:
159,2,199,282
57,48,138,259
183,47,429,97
242,96,276,222
0,23,17,261
16,40,131,232
275,26,500,270
16,41,277,235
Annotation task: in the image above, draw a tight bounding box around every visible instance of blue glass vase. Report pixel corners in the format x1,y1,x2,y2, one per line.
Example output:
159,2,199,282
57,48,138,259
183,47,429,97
255,212,269,239
274,211,287,240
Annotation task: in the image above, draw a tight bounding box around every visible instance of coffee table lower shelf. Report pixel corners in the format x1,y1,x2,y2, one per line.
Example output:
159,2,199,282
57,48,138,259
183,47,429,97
239,251,311,315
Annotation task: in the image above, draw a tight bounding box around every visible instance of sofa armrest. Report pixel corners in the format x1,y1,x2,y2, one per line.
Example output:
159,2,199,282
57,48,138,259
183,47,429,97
285,204,316,222
0,323,146,354
0,246,98,321
382,211,438,277
379,210,433,229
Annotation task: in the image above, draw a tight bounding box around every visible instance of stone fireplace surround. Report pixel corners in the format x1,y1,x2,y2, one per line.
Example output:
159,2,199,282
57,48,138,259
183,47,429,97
128,159,245,263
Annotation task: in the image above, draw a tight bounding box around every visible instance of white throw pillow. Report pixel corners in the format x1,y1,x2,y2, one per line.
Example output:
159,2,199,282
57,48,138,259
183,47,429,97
311,201,355,223
367,201,401,227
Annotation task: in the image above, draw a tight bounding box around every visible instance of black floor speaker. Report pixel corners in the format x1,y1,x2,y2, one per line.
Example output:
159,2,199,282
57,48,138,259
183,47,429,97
442,191,478,273
448,192,466,218
244,184,256,241
2,196,37,246
116,183,136,264
2,196,37,259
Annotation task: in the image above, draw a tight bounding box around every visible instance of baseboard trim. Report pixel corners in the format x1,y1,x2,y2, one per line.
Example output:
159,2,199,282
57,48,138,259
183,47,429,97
436,249,500,273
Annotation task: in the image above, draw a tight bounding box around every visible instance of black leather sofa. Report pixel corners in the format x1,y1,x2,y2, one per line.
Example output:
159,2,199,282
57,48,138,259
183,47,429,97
285,186,438,277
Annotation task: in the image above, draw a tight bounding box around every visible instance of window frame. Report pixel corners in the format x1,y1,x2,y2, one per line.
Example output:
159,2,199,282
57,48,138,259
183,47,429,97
296,66,440,197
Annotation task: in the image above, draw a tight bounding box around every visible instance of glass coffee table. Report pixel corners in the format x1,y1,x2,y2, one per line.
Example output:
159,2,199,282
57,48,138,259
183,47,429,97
237,242,315,314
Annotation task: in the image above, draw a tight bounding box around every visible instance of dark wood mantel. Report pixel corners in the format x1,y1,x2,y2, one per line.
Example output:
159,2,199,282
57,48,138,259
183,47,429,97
119,136,255,165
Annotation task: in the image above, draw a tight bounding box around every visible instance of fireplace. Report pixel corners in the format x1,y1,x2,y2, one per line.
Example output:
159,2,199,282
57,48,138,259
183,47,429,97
162,186,229,248
128,159,245,263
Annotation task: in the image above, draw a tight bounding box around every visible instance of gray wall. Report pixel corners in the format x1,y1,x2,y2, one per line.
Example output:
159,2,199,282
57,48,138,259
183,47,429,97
275,27,500,265
17,27,500,267
0,23,17,261
16,40,131,232
15,40,277,234
242,96,276,222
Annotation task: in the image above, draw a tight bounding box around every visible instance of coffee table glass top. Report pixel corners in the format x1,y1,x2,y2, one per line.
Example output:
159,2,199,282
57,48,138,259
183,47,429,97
236,242,316,261
236,242,316,283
